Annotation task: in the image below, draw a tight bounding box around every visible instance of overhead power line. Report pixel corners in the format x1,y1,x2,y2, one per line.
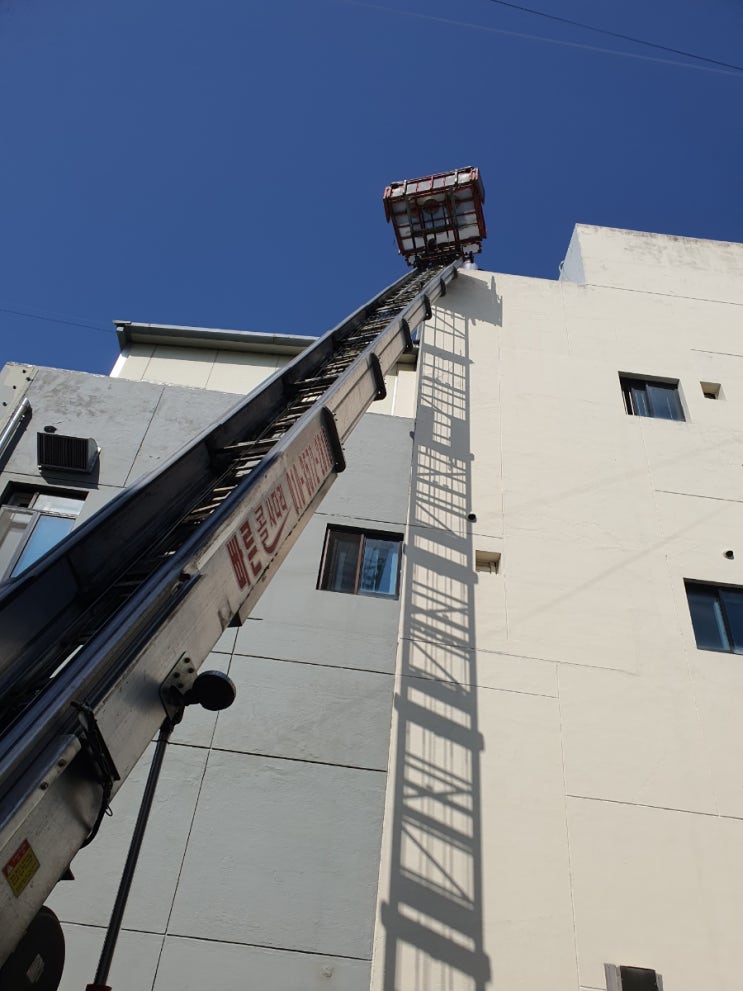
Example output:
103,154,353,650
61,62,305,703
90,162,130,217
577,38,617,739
338,0,743,77
481,0,743,73
0,304,112,336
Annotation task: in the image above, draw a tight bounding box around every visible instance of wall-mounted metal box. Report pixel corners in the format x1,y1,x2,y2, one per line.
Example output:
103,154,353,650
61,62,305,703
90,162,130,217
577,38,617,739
37,433,99,474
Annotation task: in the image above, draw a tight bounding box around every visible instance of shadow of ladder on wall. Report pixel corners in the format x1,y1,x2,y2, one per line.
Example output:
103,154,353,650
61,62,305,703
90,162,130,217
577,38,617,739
382,303,490,991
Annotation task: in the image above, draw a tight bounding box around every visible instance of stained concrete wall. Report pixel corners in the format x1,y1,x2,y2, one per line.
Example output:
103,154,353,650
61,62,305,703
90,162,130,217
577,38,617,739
0,365,240,520
372,241,743,991
0,362,411,990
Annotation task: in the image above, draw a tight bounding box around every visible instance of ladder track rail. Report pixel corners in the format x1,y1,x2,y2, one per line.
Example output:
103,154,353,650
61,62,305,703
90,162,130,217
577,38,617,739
0,265,438,719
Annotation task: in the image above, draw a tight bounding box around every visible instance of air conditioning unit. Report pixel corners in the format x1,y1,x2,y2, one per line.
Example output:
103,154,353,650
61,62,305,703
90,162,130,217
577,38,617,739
37,433,99,474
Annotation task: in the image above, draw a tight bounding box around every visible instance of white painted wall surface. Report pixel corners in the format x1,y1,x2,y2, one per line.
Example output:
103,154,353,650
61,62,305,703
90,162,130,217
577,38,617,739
372,234,743,991
562,224,743,303
113,342,419,416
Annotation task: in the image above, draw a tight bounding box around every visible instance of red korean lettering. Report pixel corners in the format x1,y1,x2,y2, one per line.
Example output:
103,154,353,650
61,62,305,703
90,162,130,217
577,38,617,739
286,468,302,514
239,519,263,578
276,483,288,516
227,535,249,589
255,504,269,546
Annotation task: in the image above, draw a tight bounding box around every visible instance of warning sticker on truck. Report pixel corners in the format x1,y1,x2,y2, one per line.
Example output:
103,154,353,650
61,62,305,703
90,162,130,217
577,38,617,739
3,839,40,897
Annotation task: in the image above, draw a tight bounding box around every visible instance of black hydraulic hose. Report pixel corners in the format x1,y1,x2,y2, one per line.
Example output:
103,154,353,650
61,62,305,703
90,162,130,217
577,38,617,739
86,719,173,991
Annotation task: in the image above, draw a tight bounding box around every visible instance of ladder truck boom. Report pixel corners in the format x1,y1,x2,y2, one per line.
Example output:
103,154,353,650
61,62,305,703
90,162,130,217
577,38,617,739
0,167,488,984
0,259,460,967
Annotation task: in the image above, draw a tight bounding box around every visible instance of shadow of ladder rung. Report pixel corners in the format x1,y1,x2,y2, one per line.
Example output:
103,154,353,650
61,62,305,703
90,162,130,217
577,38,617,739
390,674,487,982
380,904,490,986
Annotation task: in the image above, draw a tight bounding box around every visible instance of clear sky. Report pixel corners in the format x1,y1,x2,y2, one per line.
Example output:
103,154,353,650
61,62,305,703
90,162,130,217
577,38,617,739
1,0,741,376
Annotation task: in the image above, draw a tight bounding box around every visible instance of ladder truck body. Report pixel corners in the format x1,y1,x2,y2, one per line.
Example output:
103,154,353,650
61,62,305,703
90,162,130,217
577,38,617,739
0,169,486,984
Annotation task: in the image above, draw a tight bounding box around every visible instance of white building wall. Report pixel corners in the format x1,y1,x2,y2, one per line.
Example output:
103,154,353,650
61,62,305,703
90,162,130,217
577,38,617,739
561,223,743,303
114,342,293,393
113,342,419,417
373,234,743,991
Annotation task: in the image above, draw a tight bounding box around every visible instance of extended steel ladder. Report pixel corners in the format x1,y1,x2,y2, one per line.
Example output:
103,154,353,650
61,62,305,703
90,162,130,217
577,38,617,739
0,259,460,966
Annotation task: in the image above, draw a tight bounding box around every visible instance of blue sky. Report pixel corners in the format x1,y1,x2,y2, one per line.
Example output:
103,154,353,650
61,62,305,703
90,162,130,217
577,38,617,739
1,0,741,375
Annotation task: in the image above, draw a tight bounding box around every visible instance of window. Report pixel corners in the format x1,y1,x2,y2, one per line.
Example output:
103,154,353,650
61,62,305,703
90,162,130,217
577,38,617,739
620,375,684,421
0,489,85,580
685,581,743,653
318,526,402,598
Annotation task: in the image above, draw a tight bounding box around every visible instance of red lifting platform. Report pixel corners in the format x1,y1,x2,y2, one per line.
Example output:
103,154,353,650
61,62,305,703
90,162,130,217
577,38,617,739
383,166,486,267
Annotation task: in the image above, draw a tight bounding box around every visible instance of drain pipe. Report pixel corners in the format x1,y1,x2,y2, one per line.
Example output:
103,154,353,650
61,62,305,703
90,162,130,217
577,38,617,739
0,398,31,465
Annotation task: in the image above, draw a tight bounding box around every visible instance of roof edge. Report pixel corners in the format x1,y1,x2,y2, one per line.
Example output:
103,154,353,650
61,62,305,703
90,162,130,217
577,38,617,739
115,321,317,356
570,223,743,250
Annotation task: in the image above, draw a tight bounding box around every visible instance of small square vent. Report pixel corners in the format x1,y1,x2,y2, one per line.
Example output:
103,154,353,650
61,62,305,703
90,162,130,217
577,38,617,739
475,550,501,574
606,964,663,991
620,966,661,990
37,433,99,473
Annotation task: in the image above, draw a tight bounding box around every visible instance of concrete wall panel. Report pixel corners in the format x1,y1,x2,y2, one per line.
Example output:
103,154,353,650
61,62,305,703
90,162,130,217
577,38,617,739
213,653,394,769
167,750,386,958
112,345,154,381
126,385,236,483
319,413,415,525
143,345,217,388
8,367,164,489
205,350,283,393
58,925,162,991
48,743,208,934
559,664,715,813
235,617,399,675
154,936,371,991
568,797,743,991
480,689,578,991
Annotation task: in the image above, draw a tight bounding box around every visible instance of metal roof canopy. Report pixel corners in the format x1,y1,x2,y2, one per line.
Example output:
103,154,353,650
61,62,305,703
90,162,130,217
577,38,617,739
115,322,315,356
113,323,418,365
383,166,487,267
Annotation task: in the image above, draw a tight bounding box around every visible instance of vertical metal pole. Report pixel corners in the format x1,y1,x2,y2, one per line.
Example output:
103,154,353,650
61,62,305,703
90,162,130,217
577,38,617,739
0,397,31,465
85,720,174,991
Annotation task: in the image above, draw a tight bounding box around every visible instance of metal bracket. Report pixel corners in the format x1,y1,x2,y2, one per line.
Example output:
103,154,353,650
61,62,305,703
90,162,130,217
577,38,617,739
422,294,432,319
159,653,197,723
74,703,120,789
320,407,346,474
368,353,387,401
400,318,414,353
73,702,121,847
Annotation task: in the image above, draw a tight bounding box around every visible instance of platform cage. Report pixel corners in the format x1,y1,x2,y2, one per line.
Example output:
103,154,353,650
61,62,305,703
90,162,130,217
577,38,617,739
383,167,486,267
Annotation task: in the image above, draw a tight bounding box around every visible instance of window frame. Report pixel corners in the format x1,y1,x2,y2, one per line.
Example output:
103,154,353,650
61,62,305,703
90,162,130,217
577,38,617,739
0,486,85,580
685,579,743,654
619,374,685,421
317,525,403,599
